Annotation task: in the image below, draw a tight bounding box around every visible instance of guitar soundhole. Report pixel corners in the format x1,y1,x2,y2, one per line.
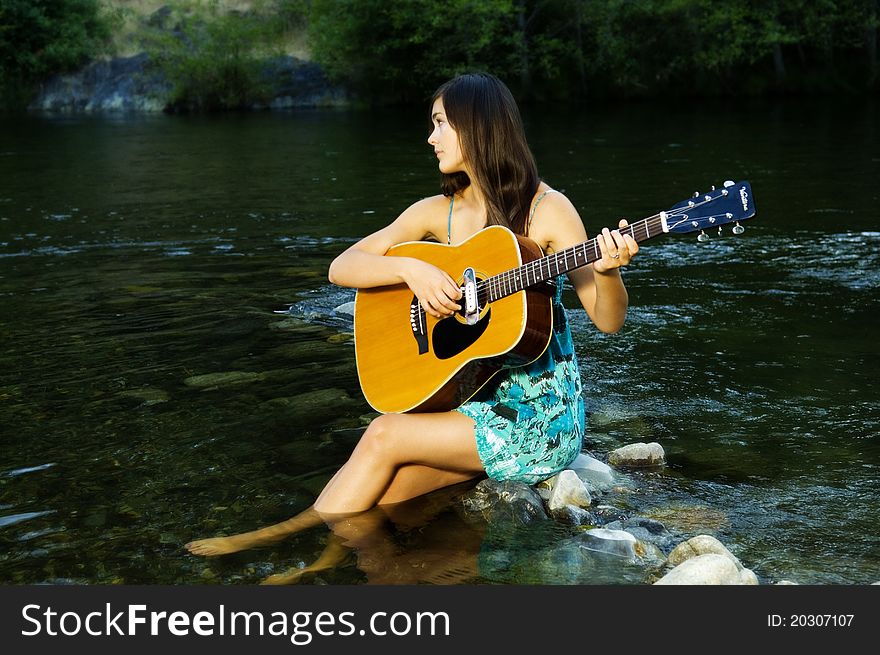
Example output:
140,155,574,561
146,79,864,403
432,308,492,360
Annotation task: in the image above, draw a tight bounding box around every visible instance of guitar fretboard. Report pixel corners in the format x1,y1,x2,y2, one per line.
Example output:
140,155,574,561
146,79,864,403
477,213,665,305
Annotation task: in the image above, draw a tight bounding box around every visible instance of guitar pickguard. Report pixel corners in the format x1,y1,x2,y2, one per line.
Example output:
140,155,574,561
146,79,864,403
432,309,492,360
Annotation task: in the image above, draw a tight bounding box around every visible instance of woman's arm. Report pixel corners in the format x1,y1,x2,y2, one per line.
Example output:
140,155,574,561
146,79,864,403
327,197,462,318
530,193,638,334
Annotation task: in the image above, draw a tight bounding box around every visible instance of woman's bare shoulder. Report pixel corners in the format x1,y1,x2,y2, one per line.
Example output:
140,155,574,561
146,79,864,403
401,194,449,215
529,188,587,251
395,194,450,239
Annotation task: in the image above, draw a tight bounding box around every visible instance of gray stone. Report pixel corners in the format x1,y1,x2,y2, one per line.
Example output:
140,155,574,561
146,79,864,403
605,517,675,552
333,302,356,316
608,442,666,468
593,505,629,525
29,53,170,113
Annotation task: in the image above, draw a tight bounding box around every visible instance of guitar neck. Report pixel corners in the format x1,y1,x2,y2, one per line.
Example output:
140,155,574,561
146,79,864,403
480,213,665,303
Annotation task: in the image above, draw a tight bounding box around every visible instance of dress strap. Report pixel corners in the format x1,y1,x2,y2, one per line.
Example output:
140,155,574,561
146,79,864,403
528,188,557,233
447,195,454,245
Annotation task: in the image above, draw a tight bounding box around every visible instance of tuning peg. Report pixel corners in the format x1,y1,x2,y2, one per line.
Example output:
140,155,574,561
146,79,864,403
732,222,745,235
693,191,700,198
723,180,735,187
717,226,723,236
697,230,709,243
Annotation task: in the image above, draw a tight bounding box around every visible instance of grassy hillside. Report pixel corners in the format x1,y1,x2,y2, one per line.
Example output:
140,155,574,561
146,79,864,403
103,0,310,59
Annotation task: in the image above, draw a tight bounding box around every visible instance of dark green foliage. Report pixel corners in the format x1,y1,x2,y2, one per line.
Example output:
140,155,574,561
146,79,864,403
0,0,112,107
306,0,515,103
305,0,880,103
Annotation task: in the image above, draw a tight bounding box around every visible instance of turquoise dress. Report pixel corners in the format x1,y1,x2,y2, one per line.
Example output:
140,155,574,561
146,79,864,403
448,192,586,485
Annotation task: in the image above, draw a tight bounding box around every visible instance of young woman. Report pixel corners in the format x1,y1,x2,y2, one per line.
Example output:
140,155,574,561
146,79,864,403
185,72,638,566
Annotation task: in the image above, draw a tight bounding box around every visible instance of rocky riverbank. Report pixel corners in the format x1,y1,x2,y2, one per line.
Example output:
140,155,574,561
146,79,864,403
29,52,347,114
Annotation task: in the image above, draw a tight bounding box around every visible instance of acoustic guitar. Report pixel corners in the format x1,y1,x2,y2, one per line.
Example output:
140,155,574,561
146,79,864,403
354,180,756,414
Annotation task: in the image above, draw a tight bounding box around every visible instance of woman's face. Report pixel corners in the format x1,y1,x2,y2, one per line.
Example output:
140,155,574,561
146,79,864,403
428,98,466,175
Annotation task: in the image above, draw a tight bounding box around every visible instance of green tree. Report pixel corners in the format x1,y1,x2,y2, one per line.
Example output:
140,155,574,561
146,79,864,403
0,0,112,107
307,0,524,103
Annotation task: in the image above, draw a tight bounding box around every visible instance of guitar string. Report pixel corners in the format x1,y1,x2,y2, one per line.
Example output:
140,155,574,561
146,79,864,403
476,191,729,303
477,213,664,303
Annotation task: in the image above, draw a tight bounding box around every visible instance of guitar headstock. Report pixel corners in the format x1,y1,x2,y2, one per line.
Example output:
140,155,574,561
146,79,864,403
662,180,756,241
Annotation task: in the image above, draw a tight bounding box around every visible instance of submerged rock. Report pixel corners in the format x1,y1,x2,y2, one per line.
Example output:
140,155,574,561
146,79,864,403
261,388,360,415
549,505,596,526
460,479,548,526
117,387,170,405
567,453,616,491
577,528,663,563
644,503,730,533
183,371,267,389
605,517,675,552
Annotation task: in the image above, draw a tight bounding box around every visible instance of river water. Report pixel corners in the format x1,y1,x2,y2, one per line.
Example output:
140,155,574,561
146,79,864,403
1,98,878,585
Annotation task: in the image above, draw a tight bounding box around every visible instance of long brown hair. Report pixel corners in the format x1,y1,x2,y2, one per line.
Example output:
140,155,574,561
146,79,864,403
431,73,540,236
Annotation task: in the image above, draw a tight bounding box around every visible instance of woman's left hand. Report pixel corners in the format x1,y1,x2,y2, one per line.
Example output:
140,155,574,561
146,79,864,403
593,219,639,274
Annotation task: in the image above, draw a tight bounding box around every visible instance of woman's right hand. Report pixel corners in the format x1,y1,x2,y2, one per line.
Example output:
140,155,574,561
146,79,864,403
400,258,462,318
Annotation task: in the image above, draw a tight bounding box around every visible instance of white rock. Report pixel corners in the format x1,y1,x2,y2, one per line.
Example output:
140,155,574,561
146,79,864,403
654,553,756,585
739,568,760,585
546,469,592,511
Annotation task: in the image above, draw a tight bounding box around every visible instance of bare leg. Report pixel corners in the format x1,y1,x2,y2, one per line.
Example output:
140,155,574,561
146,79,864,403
186,411,483,557
313,411,483,513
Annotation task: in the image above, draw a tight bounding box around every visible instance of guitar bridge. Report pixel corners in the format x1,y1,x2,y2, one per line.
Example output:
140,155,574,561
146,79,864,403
409,296,428,355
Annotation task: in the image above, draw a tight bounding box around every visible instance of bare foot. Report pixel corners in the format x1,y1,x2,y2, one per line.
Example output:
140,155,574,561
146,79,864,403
184,534,262,556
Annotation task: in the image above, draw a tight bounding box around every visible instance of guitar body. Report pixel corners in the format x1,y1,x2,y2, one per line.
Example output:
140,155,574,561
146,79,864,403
354,225,554,414
352,180,757,415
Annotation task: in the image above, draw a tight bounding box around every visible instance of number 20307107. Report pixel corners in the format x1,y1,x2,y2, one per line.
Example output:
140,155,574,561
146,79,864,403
768,614,854,628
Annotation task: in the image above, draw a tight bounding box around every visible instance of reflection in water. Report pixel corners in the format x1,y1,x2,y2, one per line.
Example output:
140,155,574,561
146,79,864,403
1,101,878,584
262,482,486,586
